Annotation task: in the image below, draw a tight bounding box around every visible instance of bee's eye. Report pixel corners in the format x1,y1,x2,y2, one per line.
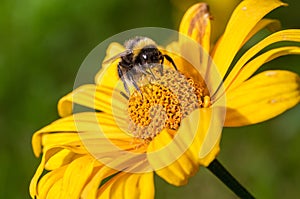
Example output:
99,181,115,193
142,54,147,60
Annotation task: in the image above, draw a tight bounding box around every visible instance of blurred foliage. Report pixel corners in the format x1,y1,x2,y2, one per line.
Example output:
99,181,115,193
0,0,299,198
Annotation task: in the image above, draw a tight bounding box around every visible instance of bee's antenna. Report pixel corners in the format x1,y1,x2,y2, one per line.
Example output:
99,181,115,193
132,80,142,95
127,72,143,98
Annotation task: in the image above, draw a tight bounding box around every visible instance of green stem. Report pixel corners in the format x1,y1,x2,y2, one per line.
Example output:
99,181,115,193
207,159,255,199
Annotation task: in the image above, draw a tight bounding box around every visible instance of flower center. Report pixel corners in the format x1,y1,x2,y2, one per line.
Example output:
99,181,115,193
127,67,210,140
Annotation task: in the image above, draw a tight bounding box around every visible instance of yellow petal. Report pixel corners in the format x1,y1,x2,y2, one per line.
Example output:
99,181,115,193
152,152,198,186
30,147,61,198
169,108,221,167
176,3,213,88
147,130,198,186
81,166,118,199
179,3,211,53
33,111,146,174
223,29,300,95
199,139,220,167
146,107,224,185
226,46,300,91
32,131,73,158
60,156,95,198
41,134,88,158
58,82,127,123
165,39,223,98
58,84,113,117
225,70,300,126
47,178,63,199
241,18,281,47
41,133,80,148
45,149,78,170
165,41,206,84
95,42,125,85
212,0,286,78
138,172,155,199
32,112,130,157
37,165,66,199
93,42,129,111
194,108,223,166
98,172,154,199
58,84,95,117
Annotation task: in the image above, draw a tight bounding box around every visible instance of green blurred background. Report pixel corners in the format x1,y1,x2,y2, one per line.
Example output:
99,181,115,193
0,0,299,198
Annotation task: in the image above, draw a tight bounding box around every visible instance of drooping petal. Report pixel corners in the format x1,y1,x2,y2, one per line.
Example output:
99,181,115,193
47,179,63,199
179,3,211,53
33,109,149,174
81,166,118,199
37,165,67,199
30,146,62,198
34,153,118,199
80,135,149,174
226,46,300,91
59,156,95,198
212,0,286,78
224,30,300,92
138,172,155,199
98,172,154,199
31,123,73,157
225,70,300,126
45,148,80,170
41,133,81,149
32,112,131,157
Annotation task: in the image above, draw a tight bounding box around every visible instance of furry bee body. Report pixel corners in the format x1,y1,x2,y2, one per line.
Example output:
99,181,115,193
104,36,177,95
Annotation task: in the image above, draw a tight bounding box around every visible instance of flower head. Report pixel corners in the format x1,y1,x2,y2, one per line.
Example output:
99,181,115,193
30,0,300,198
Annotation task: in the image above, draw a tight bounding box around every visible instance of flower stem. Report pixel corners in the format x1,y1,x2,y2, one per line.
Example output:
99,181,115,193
207,159,255,199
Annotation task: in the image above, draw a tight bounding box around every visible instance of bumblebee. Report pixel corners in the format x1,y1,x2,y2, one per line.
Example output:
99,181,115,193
103,36,177,95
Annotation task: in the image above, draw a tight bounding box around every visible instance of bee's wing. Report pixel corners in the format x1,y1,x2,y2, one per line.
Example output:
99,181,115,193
102,50,132,64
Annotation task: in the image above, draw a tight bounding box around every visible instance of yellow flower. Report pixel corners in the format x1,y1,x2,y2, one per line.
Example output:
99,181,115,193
30,0,300,198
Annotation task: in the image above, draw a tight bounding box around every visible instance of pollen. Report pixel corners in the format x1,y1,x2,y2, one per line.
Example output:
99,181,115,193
127,67,210,140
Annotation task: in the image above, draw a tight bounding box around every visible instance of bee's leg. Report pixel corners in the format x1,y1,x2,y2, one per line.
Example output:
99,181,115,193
163,54,178,71
158,64,164,76
126,72,142,95
149,68,157,79
158,59,164,76
136,64,148,75
147,65,157,80
120,91,129,100
118,64,130,96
